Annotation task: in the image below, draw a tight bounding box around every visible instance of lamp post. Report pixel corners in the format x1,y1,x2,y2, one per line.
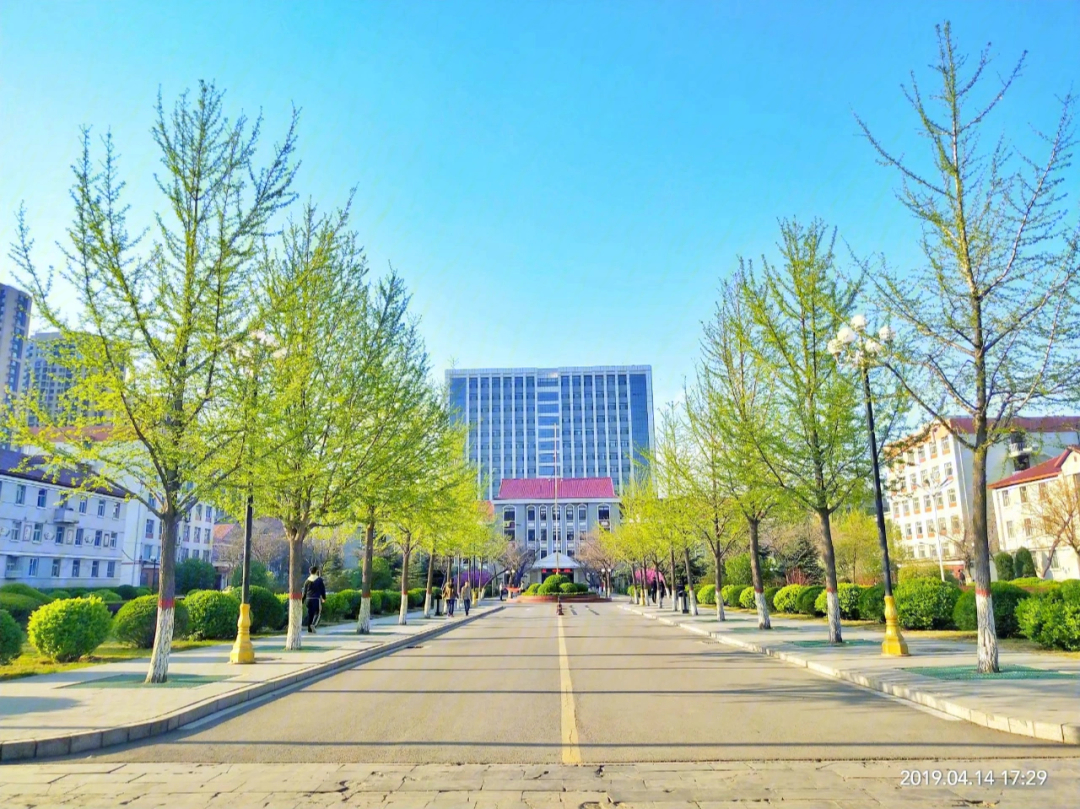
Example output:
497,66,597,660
828,316,909,657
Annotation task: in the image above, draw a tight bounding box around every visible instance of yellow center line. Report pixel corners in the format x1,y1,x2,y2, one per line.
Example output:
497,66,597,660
557,614,582,764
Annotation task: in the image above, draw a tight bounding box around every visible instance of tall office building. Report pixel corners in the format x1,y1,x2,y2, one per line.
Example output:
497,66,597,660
23,332,113,426
446,366,654,499
0,284,31,406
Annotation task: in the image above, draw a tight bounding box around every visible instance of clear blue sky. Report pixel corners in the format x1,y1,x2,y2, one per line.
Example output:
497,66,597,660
2,1,1077,409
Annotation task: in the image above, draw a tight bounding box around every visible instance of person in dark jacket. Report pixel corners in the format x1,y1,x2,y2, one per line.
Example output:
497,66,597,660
302,566,326,633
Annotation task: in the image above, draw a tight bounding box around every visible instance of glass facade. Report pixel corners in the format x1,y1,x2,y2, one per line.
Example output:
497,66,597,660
446,366,654,499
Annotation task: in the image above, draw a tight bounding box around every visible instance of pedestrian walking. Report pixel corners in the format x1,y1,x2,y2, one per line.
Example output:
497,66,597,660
649,580,657,605
302,565,326,634
657,581,666,609
443,580,457,617
461,580,473,616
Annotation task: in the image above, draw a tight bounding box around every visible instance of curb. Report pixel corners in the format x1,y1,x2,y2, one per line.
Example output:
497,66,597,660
1,605,506,763
622,605,1080,746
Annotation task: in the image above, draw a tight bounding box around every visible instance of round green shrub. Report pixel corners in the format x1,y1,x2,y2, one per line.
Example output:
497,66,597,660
858,584,886,622
1017,591,1080,651
576,582,590,594
86,589,122,604
952,582,1029,638
696,584,717,605
558,582,576,594
1013,547,1036,579
0,608,25,665
994,551,1015,582
67,588,90,597
0,583,51,603
227,586,284,633
407,588,425,608
274,594,291,629
115,585,140,601
185,590,240,640
523,583,540,595
738,587,757,610
1009,577,1049,588
47,589,71,600
798,585,825,616
814,583,864,619
27,596,111,661
763,586,781,610
894,578,961,630
380,590,402,614
135,587,153,598
321,592,346,622
773,584,806,614
113,595,191,648
369,591,385,614
719,584,743,606
0,593,41,629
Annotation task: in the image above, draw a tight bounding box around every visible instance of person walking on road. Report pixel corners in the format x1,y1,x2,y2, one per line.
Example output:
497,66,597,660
461,579,473,616
657,580,665,609
444,580,457,617
302,565,326,634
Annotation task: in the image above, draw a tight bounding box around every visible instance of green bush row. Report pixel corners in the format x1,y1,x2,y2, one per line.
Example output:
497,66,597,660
1016,580,1080,651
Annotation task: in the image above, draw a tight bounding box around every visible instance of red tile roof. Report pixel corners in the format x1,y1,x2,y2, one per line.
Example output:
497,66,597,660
495,477,616,500
989,448,1078,489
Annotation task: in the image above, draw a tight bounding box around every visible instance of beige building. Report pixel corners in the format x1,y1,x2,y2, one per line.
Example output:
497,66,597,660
989,447,1080,581
883,417,1080,577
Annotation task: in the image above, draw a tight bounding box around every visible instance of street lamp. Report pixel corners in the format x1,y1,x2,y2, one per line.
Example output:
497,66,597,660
828,316,909,657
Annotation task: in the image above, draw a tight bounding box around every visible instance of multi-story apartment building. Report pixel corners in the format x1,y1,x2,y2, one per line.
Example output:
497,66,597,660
119,493,219,589
0,285,32,446
989,447,1080,581
447,366,654,499
0,449,128,588
884,416,1080,577
494,477,618,585
22,331,116,427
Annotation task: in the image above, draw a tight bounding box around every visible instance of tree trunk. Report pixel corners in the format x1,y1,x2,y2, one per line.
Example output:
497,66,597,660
816,508,843,644
357,511,376,634
145,510,178,683
683,546,698,615
477,555,485,602
748,517,771,630
971,441,999,672
669,546,679,612
285,532,306,650
424,552,436,618
713,546,725,621
399,539,411,626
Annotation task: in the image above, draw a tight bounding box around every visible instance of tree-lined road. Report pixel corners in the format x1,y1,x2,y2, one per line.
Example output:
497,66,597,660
83,602,1075,765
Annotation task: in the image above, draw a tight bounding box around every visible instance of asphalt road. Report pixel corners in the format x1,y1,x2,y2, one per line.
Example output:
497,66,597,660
84,601,1078,765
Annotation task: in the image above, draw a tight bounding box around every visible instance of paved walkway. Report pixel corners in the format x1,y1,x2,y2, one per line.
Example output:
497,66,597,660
2,759,1078,808
0,602,504,761
623,601,1080,745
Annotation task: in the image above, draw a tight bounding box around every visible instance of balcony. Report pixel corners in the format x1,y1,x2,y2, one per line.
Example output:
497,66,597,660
54,507,78,524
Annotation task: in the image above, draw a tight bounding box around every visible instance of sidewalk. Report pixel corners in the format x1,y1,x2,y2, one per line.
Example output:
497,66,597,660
0,602,504,763
622,601,1080,745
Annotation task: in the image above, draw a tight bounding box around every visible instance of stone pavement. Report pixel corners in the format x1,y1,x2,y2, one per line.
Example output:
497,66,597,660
1,759,1079,808
0,602,504,761
623,601,1080,745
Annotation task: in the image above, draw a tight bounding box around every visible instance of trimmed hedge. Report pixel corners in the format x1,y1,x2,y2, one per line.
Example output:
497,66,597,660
952,582,1029,638
330,589,363,619
0,583,51,603
994,552,1015,582
773,584,806,614
226,586,284,633
858,584,886,623
47,589,71,600
894,578,961,630
1013,547,1036,579
407,588,426,608
27,596,111,662
0,593,40,629
763,586,781,611
538,575,571,596
523,583,540,596
814,583,864,619
0,608,24,665
379,590,402,614
1016,581,1080,650
115,585,140,601
798,585,825,616
113,595,191,648
369,591,385,614
85,589,122,604
696,584,717,605
738,587,757,610
720,584,746,607
185,590,240,640
559,582,577,594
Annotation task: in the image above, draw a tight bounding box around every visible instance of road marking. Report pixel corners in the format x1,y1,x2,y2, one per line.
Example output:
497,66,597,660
557,615,582,764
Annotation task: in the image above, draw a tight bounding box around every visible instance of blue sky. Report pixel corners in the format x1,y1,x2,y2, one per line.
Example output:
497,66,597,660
1,1,1077,409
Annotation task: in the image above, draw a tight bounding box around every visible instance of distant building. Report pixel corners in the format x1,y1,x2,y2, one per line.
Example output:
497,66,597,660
989,447,1080,581
22,332,113,427
119,494,218,589
0,285,32,446
0,449,128,589
446,366,654,499
494,477,618,585
884,416,1080,578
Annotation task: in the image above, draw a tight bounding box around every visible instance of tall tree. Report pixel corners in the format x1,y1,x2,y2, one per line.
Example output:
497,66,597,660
9,83,298,681
740,220,869,643
856,23,1079,671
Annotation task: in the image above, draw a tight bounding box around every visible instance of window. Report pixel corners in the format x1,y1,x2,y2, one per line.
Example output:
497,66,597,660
72,559,81,577
11,520,21,542
578,505,586,523
107,561,116,577
923,495,931,510
902,501,910,516
916,522,924,537
78,497,87,514
951,515,961,535
944,462,953,479
94,530,103,547
15,484,25,505
598,505,610,522
539,506,547,521
37,488,47,507
202,550,210,562
28,557,39,576
1020,486,1029,504
1002,490,1011,507
906,450,915,464
527,506,535,523
51,558,61,577
32,523,42,544
929,441,938,458
904,525,913,538
145,519,155,538
917,446,925,462
927,520,936,536
941,438,950,455
196,504,203,521
1024,518,1034,538
181,547,189,561
74,528,84,546
4,556,16,575
909,474,917,490
184,525,190,542
194,527,201,543
1005,520,1014,539
527,528,536,543
97,499,106,517
566,505,574,522
947,489,957,507
113,501,121,519
938,518,947,535
54,526,64,545
91,560,99,578
109,532,118,548
1038,482,1048,501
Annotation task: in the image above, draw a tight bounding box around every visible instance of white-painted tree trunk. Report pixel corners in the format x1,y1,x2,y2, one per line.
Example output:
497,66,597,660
688,589,699,616
285,597,303,650
423,592,432,619
398,593,408,625
145,604,174,684
754,590,771,630
976,590,999,672
357,596,371,634
826,589,843,644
